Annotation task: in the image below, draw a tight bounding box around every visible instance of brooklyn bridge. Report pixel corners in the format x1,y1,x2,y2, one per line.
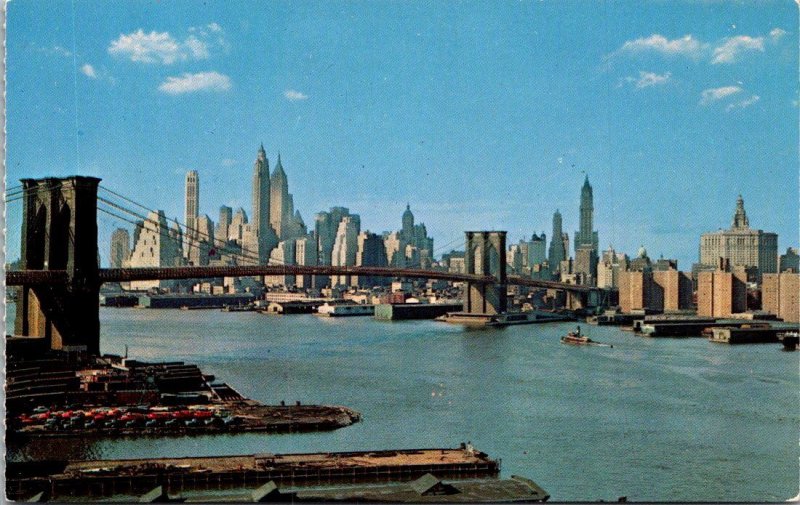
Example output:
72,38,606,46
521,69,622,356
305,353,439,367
7,176,604,356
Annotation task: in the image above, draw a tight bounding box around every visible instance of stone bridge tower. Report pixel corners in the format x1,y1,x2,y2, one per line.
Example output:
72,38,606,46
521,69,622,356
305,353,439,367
14,176,101,356
463,231,507,314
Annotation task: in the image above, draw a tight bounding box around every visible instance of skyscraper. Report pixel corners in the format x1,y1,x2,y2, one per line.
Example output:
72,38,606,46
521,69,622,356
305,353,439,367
355,231,389,287
184,170,199,259
699,194,778,278
215,205,232,247
110,228,130,268
252,144,271,240
185,170,199,236
252,144,277,262
270,153,290,239
269,153,306,242
548,210,566,276
574,175,599,252
331,215,361,287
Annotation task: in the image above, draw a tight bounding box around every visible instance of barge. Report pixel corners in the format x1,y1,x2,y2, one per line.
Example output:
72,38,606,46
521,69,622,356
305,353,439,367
316,303,375,317
7,446,502,500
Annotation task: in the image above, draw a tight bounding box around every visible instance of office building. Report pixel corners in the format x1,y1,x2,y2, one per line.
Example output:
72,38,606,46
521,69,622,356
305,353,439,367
127,211,184,290
110,228,130,269
355,231,389,287
574,176,599,253
547,210,566,277
699,195,778,278
331,215,361,287
779,247,799,273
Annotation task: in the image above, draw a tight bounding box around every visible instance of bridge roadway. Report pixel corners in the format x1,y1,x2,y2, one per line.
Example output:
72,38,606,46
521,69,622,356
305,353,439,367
6,266,597,293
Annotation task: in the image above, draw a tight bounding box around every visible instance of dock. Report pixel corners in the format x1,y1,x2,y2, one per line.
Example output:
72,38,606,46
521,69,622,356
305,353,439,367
7,447,502,500
709,326,800,344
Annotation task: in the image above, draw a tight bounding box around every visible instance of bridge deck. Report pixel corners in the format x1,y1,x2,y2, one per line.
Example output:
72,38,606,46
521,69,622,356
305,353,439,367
6,267,597,292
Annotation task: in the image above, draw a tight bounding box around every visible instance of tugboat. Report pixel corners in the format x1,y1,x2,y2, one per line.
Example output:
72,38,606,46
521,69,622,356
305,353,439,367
560,326,613,347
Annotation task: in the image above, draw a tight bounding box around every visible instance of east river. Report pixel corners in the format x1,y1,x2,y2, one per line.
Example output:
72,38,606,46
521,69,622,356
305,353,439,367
6,305,799,501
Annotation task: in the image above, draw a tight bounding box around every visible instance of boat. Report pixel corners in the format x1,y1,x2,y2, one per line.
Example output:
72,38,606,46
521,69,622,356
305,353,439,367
560,327,612,347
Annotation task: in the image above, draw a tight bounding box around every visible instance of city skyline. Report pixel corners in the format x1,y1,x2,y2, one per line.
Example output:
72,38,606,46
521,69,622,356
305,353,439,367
5,0,798,269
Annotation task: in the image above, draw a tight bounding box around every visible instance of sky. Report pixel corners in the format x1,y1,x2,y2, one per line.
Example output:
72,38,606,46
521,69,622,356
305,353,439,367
4,0,799,269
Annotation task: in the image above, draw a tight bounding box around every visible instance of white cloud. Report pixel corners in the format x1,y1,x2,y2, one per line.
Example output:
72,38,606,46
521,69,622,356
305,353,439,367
284,89,309,101
108,27,226,64
625,70,671,89
619,34,705,58
80,63,97,78
158,72,232,94
700,86,742,105
726,95,760,111
770,28,787,41
109,30,185,64
221,158,237,167
711,35,764,64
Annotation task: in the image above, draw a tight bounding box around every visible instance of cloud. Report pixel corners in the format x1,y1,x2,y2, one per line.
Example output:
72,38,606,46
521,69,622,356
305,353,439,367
711,35,764,64
158,72,232,94
770,28,787,41
624,70,671,89
618,34,705,58
700,86,742,105
80,63,97,78
726,95,760,111
284,89,309,101
221,158,237,167
109,30,187,64
108,26,226,64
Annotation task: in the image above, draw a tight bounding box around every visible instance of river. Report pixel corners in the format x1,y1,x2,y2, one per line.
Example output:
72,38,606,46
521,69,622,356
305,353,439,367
6,305,799,501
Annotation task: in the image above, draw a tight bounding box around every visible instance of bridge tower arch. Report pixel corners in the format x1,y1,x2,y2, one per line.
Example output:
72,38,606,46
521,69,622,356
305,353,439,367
463,231,507,314
14,176,101,356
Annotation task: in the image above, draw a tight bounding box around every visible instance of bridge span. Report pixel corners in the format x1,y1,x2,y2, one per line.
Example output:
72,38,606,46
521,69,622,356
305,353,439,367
7,266,596,293
8,175,602,357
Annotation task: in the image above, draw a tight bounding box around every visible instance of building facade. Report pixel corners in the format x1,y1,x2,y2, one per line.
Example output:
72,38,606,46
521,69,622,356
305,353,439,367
699,195,778,278
547,210,566,277
696,269,747,318
109,228,130,269
762,272,799,323
331,215,361,287
127,210,184,290
574,175,598,253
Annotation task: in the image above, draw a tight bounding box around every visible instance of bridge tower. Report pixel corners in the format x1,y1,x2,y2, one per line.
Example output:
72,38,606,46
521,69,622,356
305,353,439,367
463,231,507,314
14,176,101,356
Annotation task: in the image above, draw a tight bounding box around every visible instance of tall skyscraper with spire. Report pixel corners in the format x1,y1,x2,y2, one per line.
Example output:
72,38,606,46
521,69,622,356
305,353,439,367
574,175,599,253
548,209,566,276
252,144,278,262
270,153,289,238
252,144,270,237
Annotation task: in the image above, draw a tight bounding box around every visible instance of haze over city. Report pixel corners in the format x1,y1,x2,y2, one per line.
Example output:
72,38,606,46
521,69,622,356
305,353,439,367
6,0,798,269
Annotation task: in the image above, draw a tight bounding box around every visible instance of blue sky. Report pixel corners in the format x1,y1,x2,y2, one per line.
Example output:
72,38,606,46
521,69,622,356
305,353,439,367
5,0,798,268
